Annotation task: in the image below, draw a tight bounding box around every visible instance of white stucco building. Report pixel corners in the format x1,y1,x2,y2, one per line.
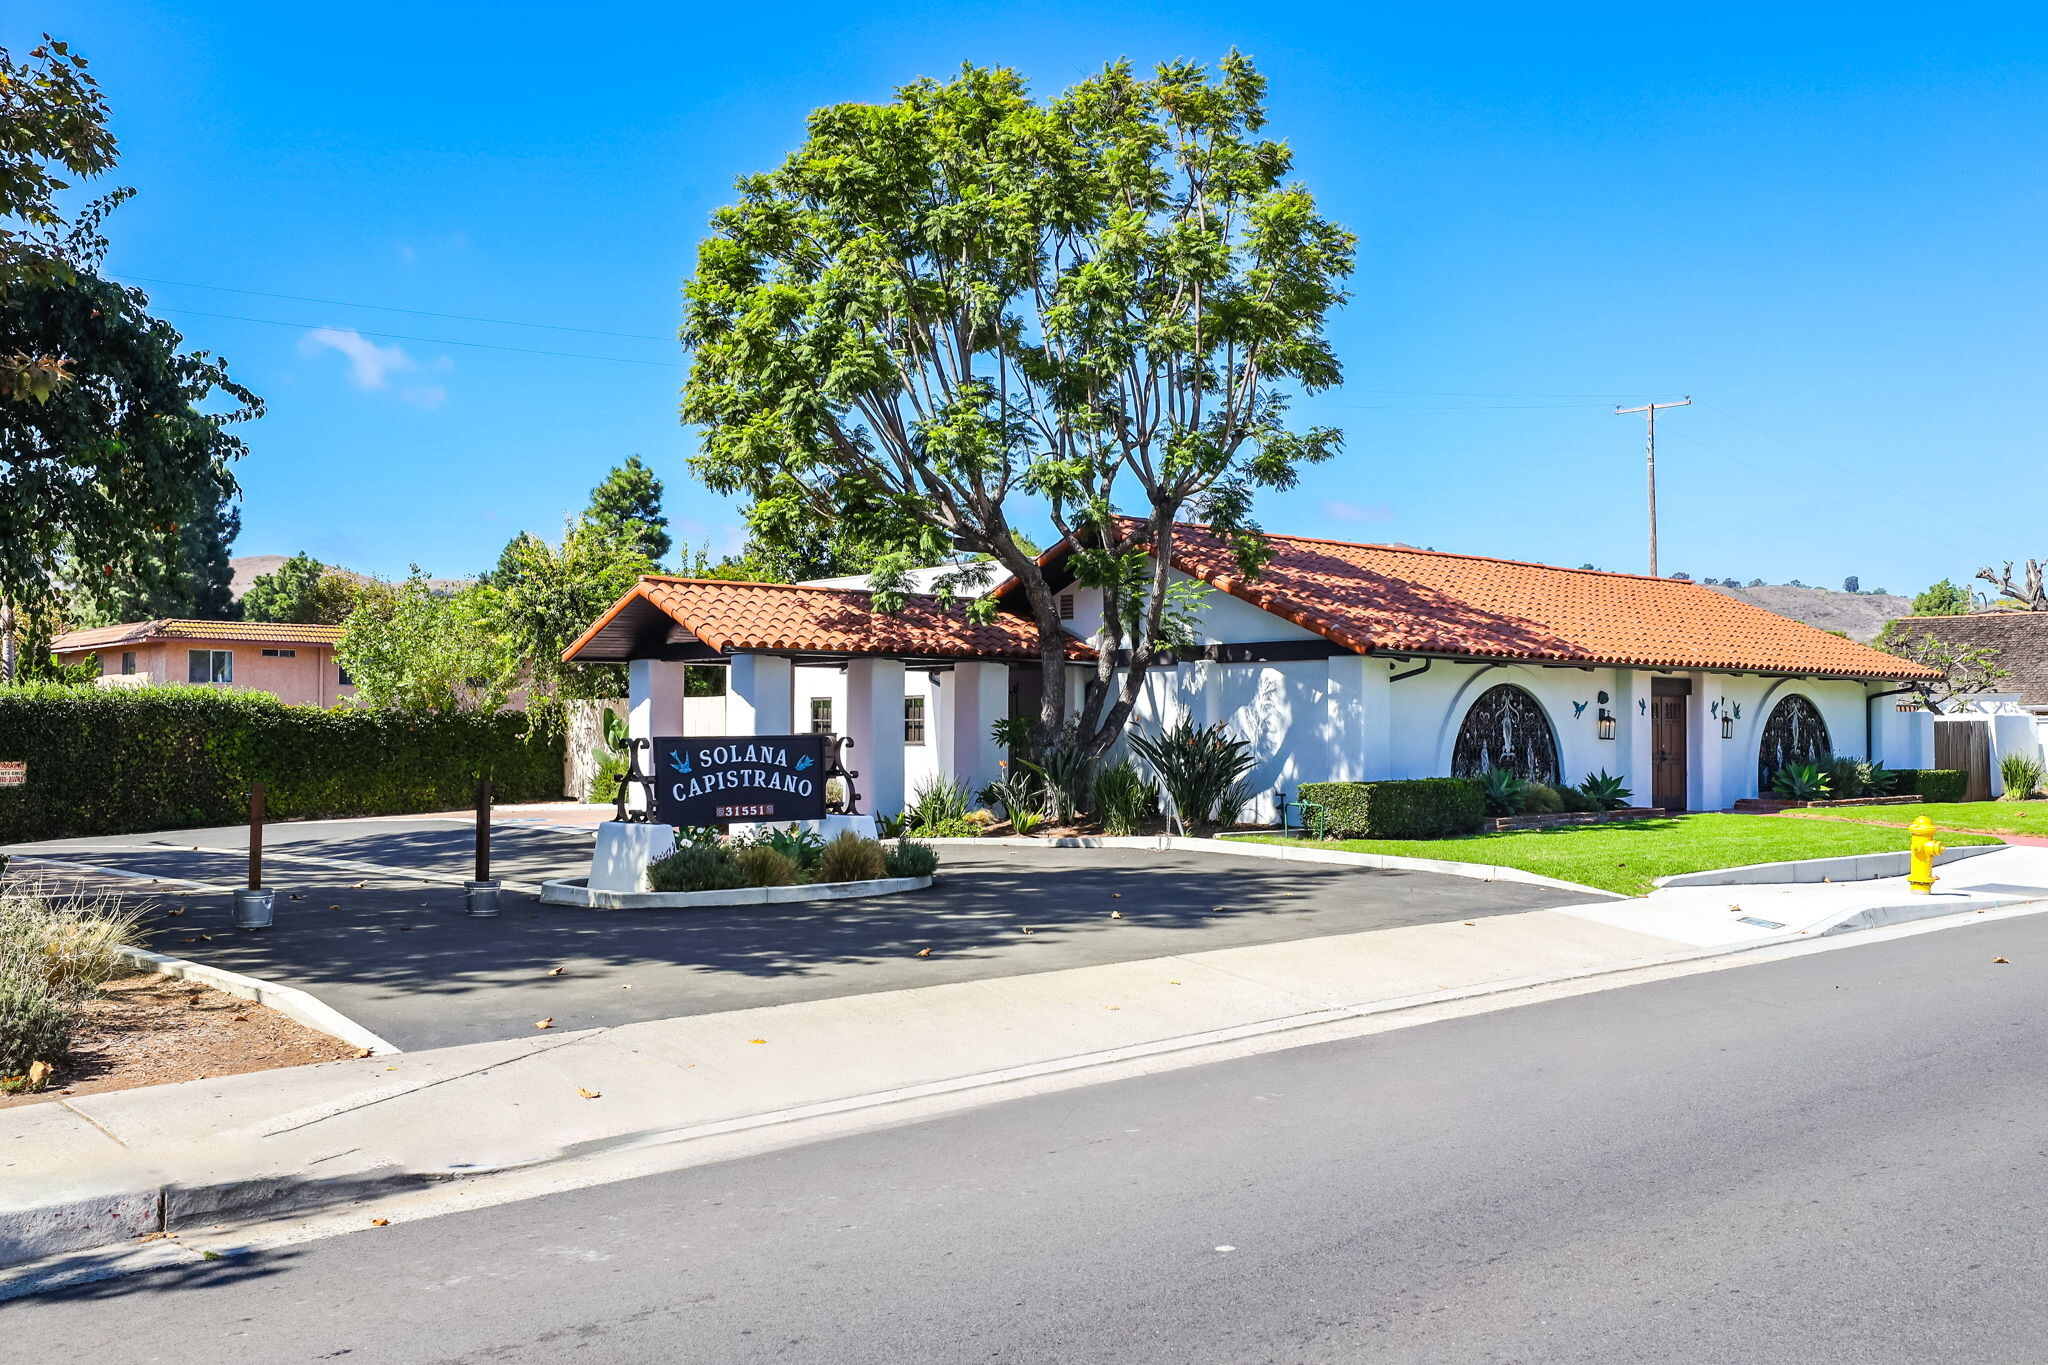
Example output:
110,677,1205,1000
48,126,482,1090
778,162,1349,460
564,523,1939,821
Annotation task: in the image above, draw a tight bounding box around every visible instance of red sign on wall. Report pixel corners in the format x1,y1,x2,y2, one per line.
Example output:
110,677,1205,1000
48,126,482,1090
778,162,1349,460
0,762,24,788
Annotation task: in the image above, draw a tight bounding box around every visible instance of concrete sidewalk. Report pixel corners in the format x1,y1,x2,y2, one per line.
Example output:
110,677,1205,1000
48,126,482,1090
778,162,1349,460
8,845,2048,1277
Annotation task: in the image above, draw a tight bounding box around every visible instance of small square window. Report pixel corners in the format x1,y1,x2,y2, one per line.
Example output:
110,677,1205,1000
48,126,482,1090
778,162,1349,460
810,698,834,735
187,649,232,684
260,647,296,658
1057,593,1076,621
903,696,926,745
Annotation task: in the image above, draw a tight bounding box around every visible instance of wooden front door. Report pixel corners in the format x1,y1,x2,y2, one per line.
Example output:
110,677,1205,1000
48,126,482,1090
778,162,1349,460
1651,686,1690,811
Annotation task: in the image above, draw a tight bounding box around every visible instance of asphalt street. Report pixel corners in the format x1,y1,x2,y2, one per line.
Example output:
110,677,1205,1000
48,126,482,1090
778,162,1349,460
19,909,2048,1361
3,824,1582,1048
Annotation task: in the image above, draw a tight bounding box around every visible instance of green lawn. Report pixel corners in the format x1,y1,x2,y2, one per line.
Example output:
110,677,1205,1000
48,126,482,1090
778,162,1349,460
1241,813,2001,897
1787,800,2048,839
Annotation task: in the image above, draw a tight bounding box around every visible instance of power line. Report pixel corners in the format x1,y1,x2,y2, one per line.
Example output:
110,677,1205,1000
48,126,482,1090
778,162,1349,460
153,307,682,368
116,274,675,343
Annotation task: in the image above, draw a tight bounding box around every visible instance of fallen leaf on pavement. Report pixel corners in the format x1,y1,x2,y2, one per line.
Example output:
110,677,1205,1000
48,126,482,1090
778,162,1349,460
547,966,566,976
328,904,340,909
916,947,932,957
350,881,366,889
370,1218,389,1227
352,1048,372,1058
232,1014,248,1022
165,908,185,917
1169,980,1181,985
1995,957,2011,964
750,1038,767,1045
620,984,632,989
578,1088,600,1100
1462,921,1475,926
1020,926,1035,935
1110,910,1123,919
534,1017,554,1029
1111,893,1122,898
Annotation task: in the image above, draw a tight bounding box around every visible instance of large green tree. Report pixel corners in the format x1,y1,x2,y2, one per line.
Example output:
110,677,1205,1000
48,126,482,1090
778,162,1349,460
680,55,1353,760
68,471,240,624
336,572,519,714
0,36,258,679
243,552,368,625
581,455,672,565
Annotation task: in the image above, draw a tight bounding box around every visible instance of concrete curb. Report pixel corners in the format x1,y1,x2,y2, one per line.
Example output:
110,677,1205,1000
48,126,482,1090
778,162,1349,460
920,833,1620,898
1650,842,2003,888
537,874,934,910
115,946,400,1057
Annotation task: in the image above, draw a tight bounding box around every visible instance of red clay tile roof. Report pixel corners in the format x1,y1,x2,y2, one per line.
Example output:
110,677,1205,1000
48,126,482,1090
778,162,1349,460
564,576,1090,664
1003,521,1933,681
51,619,345,651
1157,522,1936,679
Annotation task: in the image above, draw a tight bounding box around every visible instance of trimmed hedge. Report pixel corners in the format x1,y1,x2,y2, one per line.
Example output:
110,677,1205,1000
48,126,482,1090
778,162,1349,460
1890,768,1968,803
1297,777,1487,840
0,683,563,842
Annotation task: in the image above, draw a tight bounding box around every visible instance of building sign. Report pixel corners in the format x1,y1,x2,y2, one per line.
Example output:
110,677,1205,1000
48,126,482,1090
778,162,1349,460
0,762,23,788
650,735,828,827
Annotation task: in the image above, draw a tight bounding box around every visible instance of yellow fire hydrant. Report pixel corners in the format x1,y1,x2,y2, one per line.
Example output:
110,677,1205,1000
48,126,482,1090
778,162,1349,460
1908,815,1945,894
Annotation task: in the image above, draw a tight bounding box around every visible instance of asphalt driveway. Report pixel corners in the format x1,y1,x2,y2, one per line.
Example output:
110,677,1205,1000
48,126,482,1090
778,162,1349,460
6,819,1591,1050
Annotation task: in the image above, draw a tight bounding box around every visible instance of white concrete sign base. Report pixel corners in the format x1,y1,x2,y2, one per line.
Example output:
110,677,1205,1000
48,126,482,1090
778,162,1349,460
588,821,677,893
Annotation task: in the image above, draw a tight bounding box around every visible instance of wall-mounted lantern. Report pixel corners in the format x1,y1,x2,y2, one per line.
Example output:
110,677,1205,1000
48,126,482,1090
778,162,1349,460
1597,708,1616,740
1721,713,1735,740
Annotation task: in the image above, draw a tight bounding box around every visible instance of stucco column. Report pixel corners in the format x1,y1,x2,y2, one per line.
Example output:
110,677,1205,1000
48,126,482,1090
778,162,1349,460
626,658,689,815
1692,673,1726,811
1611,668,1652,806
947,660,1009,795
845,657,907,817
727,654,795,736
1324,654,1389,783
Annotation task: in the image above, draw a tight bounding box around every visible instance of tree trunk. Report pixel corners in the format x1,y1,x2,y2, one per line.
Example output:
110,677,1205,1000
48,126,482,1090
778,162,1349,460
0,593,16,686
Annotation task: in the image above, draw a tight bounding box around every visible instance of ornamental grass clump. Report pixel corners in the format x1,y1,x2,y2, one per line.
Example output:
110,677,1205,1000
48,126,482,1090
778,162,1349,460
1998,751,2045,801
819,831,888,883
732,845,799,887
1091,760,1159,836
0,879,148,1081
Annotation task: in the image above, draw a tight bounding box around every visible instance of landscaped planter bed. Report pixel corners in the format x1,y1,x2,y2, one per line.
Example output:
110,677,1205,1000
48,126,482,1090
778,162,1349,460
1485,807,1664,833
1734,795,1921,813
539,874,934,911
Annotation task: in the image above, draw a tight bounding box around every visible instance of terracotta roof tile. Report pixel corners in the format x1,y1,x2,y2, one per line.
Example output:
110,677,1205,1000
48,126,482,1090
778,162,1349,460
1151,522,1935,680
565,577,1089,663
51,619,345,651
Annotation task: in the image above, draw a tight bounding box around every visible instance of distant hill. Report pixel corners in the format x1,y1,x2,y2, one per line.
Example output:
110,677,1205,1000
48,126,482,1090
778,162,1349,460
1702,582,1910,643
228,555,473,601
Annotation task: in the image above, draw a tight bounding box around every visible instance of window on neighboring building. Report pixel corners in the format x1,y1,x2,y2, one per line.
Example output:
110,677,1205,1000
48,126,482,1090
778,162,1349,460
810,698,834,735
120,651,137,675
337,663,352,687
260,647,297,658
187,649,232,685
1057,592,1076,621
903,696,926,744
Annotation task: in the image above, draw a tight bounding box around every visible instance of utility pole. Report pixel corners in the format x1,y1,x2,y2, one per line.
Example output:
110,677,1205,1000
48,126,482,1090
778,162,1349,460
1615,396,1689,577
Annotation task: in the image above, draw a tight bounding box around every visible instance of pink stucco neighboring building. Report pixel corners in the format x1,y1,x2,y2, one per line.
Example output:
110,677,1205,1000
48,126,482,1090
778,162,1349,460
49,619,355,707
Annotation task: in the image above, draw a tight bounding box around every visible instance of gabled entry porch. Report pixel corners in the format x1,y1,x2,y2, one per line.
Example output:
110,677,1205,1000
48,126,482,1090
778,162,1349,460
562,576,1090,819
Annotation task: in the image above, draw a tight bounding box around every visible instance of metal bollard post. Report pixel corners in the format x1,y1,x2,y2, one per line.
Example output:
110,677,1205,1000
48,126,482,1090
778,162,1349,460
464,777,500,916
233,781,276,929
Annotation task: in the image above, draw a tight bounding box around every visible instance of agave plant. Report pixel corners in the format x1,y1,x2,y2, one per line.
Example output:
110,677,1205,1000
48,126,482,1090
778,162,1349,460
1770,762,1832,801
1576,770,1633,811
1478,768,1529,816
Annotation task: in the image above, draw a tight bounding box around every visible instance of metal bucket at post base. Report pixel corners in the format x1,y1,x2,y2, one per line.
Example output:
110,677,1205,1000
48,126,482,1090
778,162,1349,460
233,887,275,929
463,879,501,917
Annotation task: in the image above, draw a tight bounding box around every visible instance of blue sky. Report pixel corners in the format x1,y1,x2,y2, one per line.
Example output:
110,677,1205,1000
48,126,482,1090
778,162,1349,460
15,2,2047,594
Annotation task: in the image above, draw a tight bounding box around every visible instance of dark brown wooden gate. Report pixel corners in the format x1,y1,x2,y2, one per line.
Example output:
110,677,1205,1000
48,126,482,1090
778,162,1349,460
1651,680,1691,812
1934,720,1993,801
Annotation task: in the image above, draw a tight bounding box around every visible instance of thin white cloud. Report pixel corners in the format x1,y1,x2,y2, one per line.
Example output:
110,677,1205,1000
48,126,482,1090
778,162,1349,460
301,327,414,389
301,328,449,409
